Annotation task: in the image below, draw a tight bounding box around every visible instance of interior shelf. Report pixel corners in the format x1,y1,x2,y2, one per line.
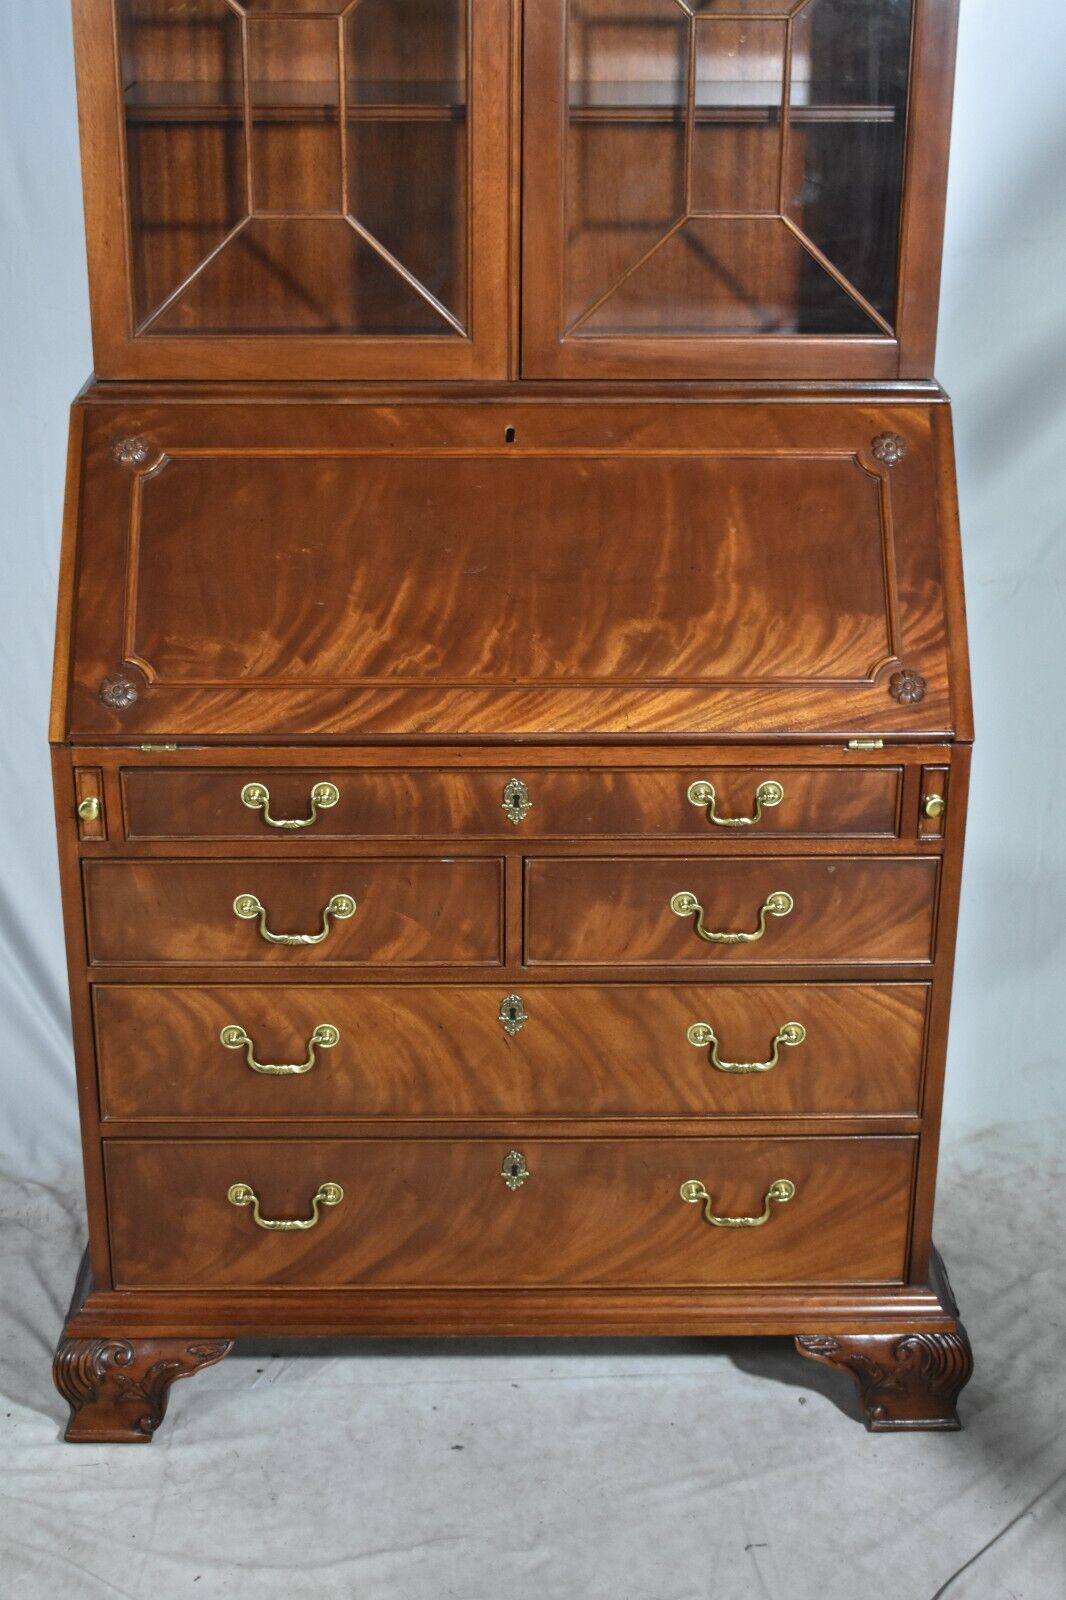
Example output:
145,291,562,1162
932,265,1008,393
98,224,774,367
124,76,892,127
124,80,466,124
569,80,897,124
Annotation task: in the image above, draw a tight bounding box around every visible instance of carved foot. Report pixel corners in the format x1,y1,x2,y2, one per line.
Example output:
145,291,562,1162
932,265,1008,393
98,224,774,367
795,1326,973,1432
54,1335,233,1443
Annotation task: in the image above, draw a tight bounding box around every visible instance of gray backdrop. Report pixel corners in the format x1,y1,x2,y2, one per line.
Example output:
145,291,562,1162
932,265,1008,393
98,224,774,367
1,2,1063,1178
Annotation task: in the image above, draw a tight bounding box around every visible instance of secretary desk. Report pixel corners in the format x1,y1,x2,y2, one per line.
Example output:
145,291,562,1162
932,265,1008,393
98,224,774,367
51,0,974,1440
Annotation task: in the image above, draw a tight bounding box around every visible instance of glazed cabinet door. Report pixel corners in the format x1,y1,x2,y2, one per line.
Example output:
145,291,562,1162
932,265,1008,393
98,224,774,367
522,0,959,378
73,0,509,379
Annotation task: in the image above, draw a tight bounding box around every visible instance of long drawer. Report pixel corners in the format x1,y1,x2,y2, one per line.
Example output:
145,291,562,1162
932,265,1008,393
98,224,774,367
120,764,902,840
94,982,929,1120
526,857,939,966
83,859,503,966
104,1137,917,1289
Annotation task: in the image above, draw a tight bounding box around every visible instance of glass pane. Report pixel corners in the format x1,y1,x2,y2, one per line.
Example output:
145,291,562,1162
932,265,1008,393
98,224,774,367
118,0,469,337
247,16,341,213
565,0,913,339
787,0,913,326
690,20,785,214
565,0,687,330
346,0,467,324
579,216,871,335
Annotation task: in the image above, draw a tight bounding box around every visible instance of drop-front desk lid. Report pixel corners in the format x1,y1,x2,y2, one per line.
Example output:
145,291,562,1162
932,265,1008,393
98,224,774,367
55,394,970,744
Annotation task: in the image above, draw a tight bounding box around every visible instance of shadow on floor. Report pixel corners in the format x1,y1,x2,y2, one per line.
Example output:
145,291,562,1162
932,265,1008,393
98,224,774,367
223,1333,858,1424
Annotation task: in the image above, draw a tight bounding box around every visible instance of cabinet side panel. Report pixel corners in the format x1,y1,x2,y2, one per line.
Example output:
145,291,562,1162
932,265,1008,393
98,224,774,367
51,748,112,1289
50,405,86,744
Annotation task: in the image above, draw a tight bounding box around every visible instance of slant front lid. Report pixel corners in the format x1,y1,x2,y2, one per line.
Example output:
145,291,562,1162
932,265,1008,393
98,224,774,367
58,399,966,741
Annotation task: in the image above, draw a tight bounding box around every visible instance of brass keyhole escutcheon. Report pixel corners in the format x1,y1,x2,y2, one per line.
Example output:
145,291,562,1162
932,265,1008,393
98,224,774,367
501,778,532,825
498,994,528,1036
502,1150,530,1190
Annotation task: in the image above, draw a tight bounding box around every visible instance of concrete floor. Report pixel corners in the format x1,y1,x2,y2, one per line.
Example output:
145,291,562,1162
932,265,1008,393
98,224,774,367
2,1122,1063,1600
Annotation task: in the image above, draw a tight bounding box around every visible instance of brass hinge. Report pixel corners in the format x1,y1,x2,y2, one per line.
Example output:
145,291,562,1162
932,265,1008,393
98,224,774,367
847,739,884,751
138,743,179,752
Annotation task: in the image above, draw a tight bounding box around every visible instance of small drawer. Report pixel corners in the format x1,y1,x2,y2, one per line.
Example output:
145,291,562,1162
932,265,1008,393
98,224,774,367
83,859,503,966
104,1136,917,1289
526,857,939,967
123,768,507,841
94,982,929,1121
120,764,902,841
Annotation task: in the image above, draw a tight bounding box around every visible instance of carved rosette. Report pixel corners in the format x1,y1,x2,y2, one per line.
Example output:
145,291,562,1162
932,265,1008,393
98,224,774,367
54,1336,233,1443
111,435,151,468
795,1329,973,1431
889,668,927,705
871,432,907,467
99,673,140,710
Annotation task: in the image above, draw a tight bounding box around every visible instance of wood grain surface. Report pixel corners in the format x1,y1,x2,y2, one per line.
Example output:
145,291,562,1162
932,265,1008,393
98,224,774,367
121,763,902,841
59,398,960,741
83,858,504,966
104,1135,917,1289
93,980,930,1121
526,856,939,966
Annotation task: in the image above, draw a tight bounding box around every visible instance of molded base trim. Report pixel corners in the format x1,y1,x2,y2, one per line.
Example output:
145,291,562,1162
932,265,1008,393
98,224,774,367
55,1244,971,1439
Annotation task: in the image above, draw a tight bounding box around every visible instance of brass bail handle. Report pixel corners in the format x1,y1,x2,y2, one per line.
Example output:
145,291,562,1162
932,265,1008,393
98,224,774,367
670,890,794,944
686,1020,806,1074
241,780,340,831
233,892,356,946
679,1177,796,1229
220,1022,340,1076
687,778,784,828
227,1181,344,1230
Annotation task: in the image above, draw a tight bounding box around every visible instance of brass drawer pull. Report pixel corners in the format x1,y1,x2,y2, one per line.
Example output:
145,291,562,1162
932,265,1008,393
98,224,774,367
233,892,356,946
220,1022,340,1076
687,779,784,828
241,780,340,831
686,1020,806,1074
227,1181,344,1231
670,889,793,944
679,1177,795,1229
